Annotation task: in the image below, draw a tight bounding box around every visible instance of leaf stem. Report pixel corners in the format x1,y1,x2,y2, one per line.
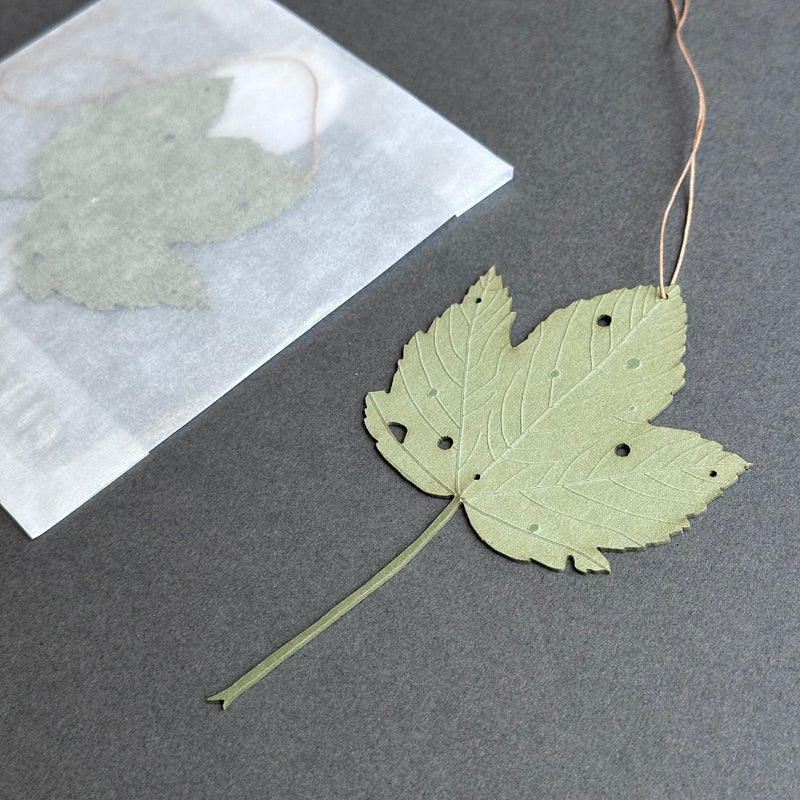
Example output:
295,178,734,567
207,495,461,709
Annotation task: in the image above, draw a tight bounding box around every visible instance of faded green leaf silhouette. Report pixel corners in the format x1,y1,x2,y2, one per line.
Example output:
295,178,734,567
365,268,748,572
207,269,748,709
15,77,308,310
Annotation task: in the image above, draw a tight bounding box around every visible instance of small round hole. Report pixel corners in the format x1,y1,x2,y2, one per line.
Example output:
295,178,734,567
597,314,612,327
473,473,481,481
438,436,453,450
475,297,482,304
388,423,407,444
614,443,631,457
709,470,717,477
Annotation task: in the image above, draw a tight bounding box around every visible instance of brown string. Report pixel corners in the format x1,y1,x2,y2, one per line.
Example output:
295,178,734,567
658,0,707,298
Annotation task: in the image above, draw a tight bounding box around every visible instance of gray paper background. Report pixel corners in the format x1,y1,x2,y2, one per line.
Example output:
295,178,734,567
1,1,798,798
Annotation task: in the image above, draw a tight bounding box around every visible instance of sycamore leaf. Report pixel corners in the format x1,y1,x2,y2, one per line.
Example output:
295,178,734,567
14,77,308,310
206,269,751,710
365,268,749,573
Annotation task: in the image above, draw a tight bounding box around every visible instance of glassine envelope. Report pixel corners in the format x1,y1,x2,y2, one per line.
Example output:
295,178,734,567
0,0,512,537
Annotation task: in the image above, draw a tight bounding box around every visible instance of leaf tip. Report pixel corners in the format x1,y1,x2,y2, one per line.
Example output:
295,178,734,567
478,265,507,290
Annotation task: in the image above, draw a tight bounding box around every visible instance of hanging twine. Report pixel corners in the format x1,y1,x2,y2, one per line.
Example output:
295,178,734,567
658,0,707,298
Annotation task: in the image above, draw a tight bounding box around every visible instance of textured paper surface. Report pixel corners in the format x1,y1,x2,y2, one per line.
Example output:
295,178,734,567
0,0,512,537
366,270,748,572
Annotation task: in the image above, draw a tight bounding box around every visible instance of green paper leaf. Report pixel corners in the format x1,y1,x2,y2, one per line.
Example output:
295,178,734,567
206,269,750,710
14,77,308,309
365,268,749,573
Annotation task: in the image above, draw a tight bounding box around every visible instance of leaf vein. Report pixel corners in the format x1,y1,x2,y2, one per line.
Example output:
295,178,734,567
521,489,643,546
366,393,452,494
562,485,669,525
464,500,608,569
415,335,458,427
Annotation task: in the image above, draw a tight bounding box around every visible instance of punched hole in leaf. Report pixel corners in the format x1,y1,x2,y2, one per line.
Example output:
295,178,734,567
709,470,717,477
475,297,482,303
438,436,453,450
473,473,481,481
614,443,631,457
597,314,612,327
388,423,407,444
